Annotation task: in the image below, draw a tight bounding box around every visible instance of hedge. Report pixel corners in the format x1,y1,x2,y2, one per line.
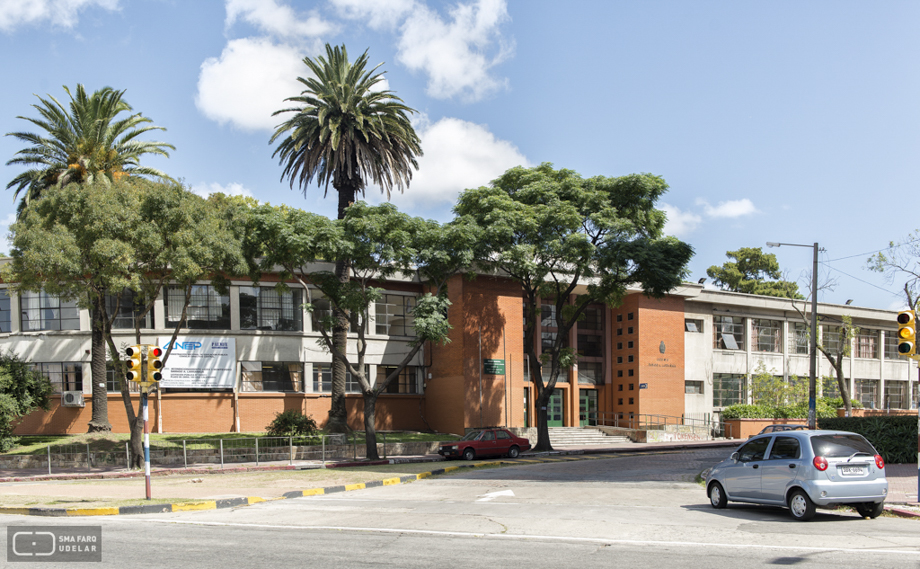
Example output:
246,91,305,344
818,415,918,464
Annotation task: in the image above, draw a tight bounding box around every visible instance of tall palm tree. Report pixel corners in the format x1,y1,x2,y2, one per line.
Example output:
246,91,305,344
5,84,174,215
271,44,422,433
5,84,174,432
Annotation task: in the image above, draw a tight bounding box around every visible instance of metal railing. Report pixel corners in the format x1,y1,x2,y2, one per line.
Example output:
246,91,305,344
596,412,732,439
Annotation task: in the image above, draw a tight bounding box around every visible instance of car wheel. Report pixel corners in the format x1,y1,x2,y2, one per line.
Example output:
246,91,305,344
788,489,816,521
462,448,475,461
708,482,727,509
855,502,885,519
507,446,520,459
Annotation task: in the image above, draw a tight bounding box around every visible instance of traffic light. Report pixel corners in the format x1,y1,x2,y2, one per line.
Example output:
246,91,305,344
147,346,163,382
896,310,916,356
125,345,142,382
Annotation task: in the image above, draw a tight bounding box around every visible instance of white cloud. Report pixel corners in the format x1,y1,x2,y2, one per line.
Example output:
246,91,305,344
0,212,15,254
375,115,527,210
0,0,119,32
661,203,702,238
329,0,415,30
190,182,256,200
696,198,758,219
196,37,307,132
225,0,335,39
396,0,513,102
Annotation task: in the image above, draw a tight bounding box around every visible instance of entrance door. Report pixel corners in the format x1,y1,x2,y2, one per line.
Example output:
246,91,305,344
580,390,598,426
547,391,564,427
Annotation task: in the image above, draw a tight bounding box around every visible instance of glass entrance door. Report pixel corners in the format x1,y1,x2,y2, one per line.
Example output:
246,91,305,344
580,390,598,426
547,391,564,427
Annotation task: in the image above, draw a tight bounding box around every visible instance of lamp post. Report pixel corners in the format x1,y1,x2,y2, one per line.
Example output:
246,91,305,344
767,241,820,430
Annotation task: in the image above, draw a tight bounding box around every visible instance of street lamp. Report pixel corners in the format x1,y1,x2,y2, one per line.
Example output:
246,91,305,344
766,241,820,430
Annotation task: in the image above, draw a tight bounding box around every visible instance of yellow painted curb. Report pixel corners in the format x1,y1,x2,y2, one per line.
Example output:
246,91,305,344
172,501,217,512
416,472,430,479
443,466,460,473
344,483,365,491
247,496,267,504
381,477,401,486
302,488,325,496
66,507,119,516
0,507,32,516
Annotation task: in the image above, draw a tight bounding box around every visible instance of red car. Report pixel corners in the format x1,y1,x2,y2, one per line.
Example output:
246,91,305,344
438,428,531,460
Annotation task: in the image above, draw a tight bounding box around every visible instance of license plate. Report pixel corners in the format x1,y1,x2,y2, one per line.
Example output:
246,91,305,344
838,465,865,475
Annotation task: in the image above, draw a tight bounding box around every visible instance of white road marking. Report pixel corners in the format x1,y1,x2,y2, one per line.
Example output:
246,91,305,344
476,490,515,502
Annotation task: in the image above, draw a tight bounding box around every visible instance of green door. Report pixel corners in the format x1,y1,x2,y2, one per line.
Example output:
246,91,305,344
547,391,564,427
580,390,598,426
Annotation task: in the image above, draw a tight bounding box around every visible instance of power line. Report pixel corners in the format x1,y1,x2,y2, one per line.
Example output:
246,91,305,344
824,235,920,263
819,261,902,298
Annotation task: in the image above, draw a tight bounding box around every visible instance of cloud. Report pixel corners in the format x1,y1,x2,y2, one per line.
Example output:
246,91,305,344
661,203,702,238
329,0,415,30
196,37,307,132
395,0,513,101
372,115,527,211
696,198,758,219
225,0,335,38
0,0,119,32
190,182,256,200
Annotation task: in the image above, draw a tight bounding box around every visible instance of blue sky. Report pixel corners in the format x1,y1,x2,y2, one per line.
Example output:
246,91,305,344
1,0,918,310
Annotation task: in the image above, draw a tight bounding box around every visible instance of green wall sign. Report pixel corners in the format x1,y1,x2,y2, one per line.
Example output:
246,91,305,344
483,359,505,375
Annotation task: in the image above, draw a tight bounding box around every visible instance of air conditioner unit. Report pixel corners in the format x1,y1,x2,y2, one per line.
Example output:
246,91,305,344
61,391,85,407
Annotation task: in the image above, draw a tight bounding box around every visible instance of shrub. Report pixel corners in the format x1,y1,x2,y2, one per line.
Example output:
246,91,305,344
266,410,318,437
0,352,54,451
721,397,844,420
818,416,917,464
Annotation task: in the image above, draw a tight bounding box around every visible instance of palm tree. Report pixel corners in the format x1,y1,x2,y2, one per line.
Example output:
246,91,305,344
5,84,174,215
5,84,174,432
271,44,422,433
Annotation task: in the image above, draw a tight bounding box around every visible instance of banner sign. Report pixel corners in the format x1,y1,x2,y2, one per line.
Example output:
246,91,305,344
483,359,505,375
157,337,237,389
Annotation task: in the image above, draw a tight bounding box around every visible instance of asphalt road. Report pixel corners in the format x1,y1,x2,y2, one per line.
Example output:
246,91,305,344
3,449,918,569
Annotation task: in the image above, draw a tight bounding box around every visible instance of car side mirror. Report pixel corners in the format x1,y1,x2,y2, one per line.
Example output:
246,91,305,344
730,452,739,462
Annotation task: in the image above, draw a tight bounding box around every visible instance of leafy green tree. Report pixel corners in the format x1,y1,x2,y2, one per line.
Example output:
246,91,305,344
751,362,806,407
707,247,802,298
0,352,54,451
5,84,174,215
455,163,693,452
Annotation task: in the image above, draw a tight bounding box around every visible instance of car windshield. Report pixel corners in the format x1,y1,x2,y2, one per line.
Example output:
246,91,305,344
460,431,482,441
810,434,877,458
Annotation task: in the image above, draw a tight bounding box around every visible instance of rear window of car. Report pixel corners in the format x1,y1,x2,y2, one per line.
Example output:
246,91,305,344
810,434,876,458
497,430,510,439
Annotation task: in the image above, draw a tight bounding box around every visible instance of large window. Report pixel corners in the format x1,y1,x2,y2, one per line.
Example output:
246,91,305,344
310,294,361,333
713,373,745,407
577,334,602,357
854,329,878,359
752,319,782,353
241,361,303,392
685,319,703,333
578,362,602,385
855,379,878,409
713,316,744,350
239,286,303,331
380,365,419,394
580,306,603,331
883,332,900,359
541,304,557,328
105,289,153,329
789,322,809,355
0,289,10,333
166,285,230,330
312,364,362,393
884,380,909,410
31,362,83,393
685,380,704,394
375,294,415,336
105,363,140,393
21,290,80,331
822,376,840,399
822,325,844,354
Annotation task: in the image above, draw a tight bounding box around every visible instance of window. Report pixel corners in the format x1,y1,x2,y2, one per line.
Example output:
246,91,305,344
617,384,623,391
166,285,230,330
789,322,809,355
685,319,703,333
627,327,634,334
883,332,899,359
617,342,623,350
822,376,840,399
768,437,801,460
31,362,82,393
855,379,878,409
617,328,623,336
616,314,623,322
21,290,80,331
627,341,634,349
577,334,602,357
628,369,634,377
854,329,878,359
616,356,623,364
822,325,843,354
884,380,909,410
105,289,153,329
713,373,745,407
627,355,634,363
628,383,634,391
618,398,623,405
627,313,634,320
541,304,557,328
578,362,602,385
713,316,744,350
543,332,567,352
105,364,140,393
241,361,303,392
685,381,704,394
0,289,10,333
312,364,362,393
240,286,303,331
628,397,634,404
752,319,782,353
737,438,770,462
580,306,603,331
380,365,419,394
542,366,569,384
617,370,623,377
310,295,360,332
375,294,416,336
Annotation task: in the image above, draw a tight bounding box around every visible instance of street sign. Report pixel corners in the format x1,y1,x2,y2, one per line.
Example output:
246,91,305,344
639,383,648,389
483,359,505,375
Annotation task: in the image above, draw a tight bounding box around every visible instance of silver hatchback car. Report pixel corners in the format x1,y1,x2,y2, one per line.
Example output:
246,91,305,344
706,430,888,521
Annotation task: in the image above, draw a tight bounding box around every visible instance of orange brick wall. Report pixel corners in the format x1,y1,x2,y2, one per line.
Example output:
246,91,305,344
637,295,686,418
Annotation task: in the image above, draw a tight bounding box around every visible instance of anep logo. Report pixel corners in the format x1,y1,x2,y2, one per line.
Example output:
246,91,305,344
164,341,202,350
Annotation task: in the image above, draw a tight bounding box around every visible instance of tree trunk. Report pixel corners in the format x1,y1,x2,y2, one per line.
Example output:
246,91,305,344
834,363,853,417
363,392,380,460
87,296,111,432
533,387,553,452
129,415,144,469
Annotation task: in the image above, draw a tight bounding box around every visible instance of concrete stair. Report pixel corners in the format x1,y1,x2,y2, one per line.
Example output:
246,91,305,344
547,426,631,447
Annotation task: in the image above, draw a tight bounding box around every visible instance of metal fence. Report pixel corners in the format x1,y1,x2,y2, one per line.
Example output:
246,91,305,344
596,412,731,439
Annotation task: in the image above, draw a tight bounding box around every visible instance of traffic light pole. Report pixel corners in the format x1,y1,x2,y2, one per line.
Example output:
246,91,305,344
142,386,151,500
